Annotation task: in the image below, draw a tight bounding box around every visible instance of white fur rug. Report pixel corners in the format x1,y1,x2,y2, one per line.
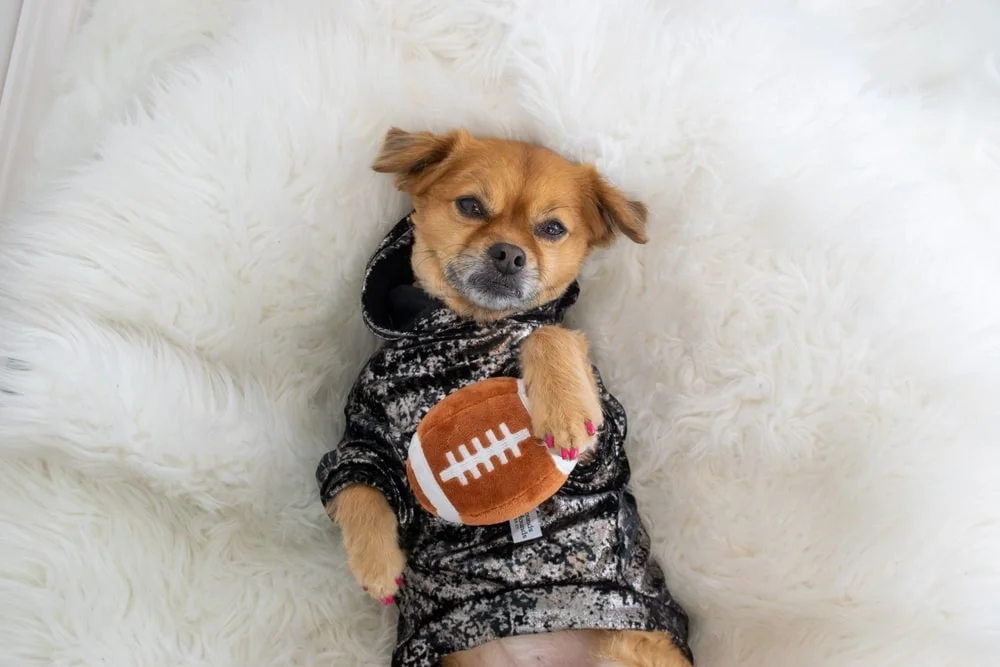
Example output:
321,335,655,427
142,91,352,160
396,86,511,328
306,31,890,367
3,1,1000,665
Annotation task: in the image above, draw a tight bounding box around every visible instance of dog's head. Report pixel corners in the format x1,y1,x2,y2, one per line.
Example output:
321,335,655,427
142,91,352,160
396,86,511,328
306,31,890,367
373,128,647,321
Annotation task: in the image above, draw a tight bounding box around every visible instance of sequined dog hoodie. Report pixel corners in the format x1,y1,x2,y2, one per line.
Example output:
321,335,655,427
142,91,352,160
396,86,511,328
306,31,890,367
316,216,692,666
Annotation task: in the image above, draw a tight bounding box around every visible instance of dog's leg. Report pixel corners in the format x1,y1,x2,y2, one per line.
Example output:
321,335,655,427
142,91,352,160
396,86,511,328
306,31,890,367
521,325,603,460
596,630,692,667
328,484,405,605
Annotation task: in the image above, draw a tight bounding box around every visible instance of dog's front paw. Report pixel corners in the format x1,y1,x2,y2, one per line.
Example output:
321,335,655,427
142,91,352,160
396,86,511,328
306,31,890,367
528,381,604,462
348,538,406,606
521,326,605,462
329,486,406,606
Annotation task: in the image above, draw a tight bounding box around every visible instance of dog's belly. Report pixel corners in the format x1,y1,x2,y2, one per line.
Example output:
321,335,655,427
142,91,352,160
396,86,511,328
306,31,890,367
445,630,604,667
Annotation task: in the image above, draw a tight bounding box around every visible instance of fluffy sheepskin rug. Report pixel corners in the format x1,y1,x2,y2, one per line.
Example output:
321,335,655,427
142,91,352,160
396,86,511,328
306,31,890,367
3,0,1000,665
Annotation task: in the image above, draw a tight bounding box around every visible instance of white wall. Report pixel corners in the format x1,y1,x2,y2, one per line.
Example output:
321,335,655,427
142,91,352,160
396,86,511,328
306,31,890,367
0,0,88,213
0,1,22,92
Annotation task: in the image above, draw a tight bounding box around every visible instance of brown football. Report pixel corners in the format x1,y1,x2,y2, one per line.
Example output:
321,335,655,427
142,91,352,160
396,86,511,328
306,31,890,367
405,377,576,526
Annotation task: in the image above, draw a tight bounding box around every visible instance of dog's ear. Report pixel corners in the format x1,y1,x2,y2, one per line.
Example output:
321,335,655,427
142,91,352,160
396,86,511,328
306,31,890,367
584,167,648,246
372,127,467,194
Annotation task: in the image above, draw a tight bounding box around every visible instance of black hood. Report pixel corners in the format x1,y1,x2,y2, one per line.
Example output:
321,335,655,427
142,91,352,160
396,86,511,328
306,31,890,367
361,215,580,340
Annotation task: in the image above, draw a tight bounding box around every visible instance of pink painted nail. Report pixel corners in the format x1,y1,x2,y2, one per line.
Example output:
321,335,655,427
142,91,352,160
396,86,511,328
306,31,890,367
544,434,554,448
381,595,395,606
561,447,570,460
362,585,368,592
569,448,578,460
585,420,596,436
395,576,403,586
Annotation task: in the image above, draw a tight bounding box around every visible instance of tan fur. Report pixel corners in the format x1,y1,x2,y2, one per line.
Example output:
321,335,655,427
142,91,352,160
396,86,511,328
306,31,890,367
595,630,692,667
521,325,603,459
335,128,679,664
328,485,404,602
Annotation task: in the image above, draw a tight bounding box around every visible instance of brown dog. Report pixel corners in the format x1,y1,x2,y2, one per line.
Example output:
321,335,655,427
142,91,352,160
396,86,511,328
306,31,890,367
329,128,690,667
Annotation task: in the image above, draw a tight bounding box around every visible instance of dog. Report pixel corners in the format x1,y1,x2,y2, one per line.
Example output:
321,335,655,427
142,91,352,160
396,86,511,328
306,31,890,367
318,128,692,667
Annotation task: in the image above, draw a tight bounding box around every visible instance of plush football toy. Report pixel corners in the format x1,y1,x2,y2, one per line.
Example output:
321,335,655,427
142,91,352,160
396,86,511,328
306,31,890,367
405,377,577,526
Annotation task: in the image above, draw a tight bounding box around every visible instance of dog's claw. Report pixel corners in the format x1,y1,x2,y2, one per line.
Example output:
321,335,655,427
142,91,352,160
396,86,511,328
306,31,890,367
569,448,578,460
561,447,571,460
381,595,395,606
362,585,368,592
544,434,555,448
585,419,596,436
395,576,403,587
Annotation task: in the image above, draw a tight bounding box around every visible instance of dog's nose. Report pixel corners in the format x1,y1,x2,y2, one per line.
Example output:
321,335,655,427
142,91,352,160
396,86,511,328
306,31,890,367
487,243,526,275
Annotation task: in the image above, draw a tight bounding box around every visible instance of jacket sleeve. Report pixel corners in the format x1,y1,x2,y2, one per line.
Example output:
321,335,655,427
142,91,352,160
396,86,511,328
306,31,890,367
315,391,413,527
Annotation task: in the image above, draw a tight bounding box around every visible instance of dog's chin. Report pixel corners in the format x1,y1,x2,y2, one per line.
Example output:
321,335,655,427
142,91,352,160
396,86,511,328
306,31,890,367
462,285,532,313
444,266,540,316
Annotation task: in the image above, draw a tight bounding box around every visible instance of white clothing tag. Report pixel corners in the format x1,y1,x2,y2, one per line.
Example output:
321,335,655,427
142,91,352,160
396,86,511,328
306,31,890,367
509,508,543,544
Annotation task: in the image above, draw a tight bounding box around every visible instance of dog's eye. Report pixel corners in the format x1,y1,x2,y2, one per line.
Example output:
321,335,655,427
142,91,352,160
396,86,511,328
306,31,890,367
538,220,567,239
456,196,486,219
